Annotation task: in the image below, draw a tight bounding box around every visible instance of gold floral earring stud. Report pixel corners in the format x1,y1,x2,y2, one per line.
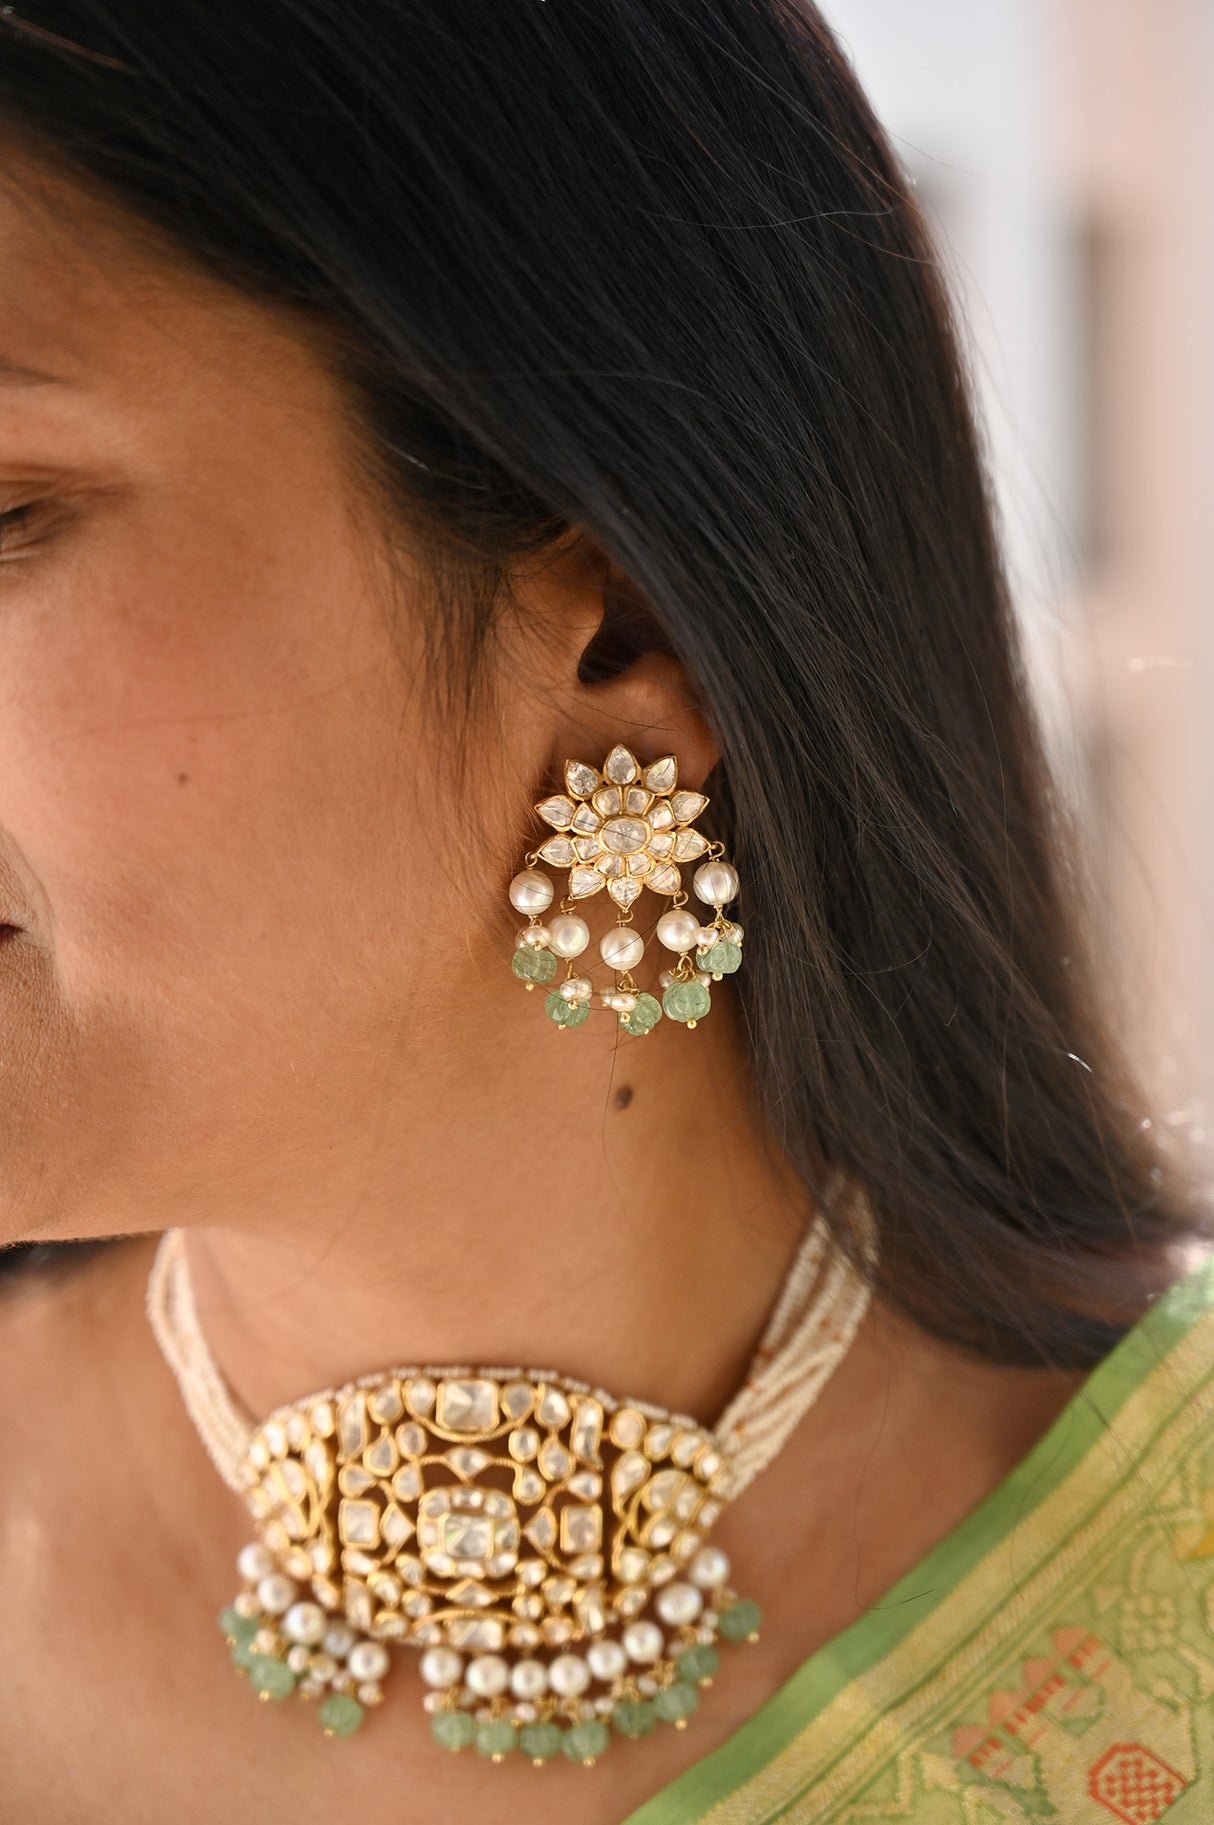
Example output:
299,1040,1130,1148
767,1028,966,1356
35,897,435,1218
507,744,744,1032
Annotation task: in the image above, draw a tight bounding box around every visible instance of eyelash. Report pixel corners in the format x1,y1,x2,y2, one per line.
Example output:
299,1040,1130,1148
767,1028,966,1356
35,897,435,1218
0,502,44,557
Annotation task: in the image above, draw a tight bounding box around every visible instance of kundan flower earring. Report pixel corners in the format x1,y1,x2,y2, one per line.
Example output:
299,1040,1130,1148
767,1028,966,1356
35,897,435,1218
508,744,743,1033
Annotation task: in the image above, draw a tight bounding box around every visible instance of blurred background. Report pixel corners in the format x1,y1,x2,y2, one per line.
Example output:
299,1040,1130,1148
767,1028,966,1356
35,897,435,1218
829,0,1214,1159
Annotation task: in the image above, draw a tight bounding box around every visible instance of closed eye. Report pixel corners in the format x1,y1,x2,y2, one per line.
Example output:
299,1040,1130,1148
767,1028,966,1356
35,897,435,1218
0,500,47,558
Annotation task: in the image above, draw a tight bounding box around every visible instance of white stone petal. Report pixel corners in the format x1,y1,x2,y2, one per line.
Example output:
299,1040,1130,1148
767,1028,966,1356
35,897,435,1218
537,795,576,830
608,875,643,907
671,790,708,824
643,756,678,794
591,785,622,816
673,828,709,860
604,744,639,785
626,851,653,875
648,831,674,857
570,866,607,898
538,836,576,866
565,759,601,797
571,803,602,835
648,801,675,831
572,834,601,861
648,862,682,895
595,854,624,877
624,786,654,815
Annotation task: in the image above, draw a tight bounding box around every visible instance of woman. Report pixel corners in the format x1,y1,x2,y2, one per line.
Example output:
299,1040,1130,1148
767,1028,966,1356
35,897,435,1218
1,4,1210,1820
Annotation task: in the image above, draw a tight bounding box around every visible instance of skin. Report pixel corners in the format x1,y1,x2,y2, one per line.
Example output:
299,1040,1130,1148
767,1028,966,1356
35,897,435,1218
0,162,1092,1823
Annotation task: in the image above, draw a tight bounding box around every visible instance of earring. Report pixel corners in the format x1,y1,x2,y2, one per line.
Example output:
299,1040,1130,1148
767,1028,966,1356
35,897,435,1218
507,743,744,1032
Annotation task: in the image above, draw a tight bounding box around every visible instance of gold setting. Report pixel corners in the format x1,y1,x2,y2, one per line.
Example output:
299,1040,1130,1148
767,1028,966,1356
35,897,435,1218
532,744,712,908
239,1368,734,1650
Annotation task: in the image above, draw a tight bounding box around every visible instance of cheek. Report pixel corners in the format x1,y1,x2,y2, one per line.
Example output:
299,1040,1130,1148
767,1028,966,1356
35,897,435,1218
0,519,479,1245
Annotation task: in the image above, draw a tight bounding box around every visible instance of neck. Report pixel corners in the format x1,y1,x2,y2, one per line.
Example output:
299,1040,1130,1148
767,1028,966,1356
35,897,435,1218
179,989,813,1436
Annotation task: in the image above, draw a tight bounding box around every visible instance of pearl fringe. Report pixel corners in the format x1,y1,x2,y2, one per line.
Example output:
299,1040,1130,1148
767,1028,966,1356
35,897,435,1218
145,1173,875,1500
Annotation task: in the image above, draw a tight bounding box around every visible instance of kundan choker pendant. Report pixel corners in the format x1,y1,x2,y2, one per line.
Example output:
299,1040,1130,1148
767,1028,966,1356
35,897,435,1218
146,1195,873,1764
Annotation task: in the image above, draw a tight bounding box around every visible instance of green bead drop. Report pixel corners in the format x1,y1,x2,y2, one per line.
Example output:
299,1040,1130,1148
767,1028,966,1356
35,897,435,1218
564,1718,611,1763
677,1643,720,1684
611,1697,656,1738
662,979,711,1024
230,1637,258,1671
511,945,556,984
619,991,663,1036
218,1605,259,1644
431,1709,477,1751
654,1680,700,1724
695,938,742,976
248,1654,296,1699
318,1693,365,1737
518,1720,564,1762
475,1719,517,1759
718,1597,764,1641
544,989,590,1027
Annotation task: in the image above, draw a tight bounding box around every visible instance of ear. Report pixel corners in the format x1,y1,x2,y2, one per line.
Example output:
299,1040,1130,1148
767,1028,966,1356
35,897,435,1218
511,530,720,792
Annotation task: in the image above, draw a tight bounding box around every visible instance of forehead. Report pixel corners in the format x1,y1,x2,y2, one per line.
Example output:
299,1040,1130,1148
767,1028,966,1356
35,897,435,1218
0,151,330,415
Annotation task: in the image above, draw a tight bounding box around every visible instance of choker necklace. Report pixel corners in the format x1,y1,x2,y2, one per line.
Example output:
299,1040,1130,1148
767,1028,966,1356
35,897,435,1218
146,1184,873,1766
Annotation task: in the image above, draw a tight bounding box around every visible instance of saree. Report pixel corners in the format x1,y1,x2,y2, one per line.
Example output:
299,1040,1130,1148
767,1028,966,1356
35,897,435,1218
624,1249,1214,1824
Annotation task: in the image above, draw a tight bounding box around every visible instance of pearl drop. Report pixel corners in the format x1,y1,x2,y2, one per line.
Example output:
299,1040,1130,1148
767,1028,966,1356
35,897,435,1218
466,1654,510,1697
600,925,644,970
237,1542,275,1583
419,1646,464,1688
509,868,554,914
587,1638,628,1681
282,1601,328,1645
510,1658,549,1699
656,1581,703,1626
348,1640,390,1682
689,1544,731,1589
548,913,591,958
695,971,712,986
519,924,550,949
726,922,744,942
286,1644,312,1673
693,860,739,907
622,1620,664,1664
322,1625,356,1659
658,969,675,988
613,992,637,1012
548,1653,591,1697
559,977,593,1002
695,926,718,948
309,1652,338,1682
256,1573,298,1614
656,908,701,953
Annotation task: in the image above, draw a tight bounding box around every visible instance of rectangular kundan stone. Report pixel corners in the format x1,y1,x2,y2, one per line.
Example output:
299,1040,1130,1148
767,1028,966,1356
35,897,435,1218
338,1498,380,1547
559,1505,603,1554
435,1378,498,1433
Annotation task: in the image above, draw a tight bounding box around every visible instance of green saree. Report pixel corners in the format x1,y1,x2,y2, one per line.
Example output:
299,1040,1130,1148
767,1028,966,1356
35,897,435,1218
624,1250,1214,1824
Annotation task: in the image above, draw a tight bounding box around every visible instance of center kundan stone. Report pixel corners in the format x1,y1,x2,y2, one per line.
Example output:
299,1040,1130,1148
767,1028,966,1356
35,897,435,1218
599,815,650,855
417,1487,520,1579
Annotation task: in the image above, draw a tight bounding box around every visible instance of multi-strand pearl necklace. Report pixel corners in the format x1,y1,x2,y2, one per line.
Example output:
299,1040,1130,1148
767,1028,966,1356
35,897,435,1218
146,1180,873,1765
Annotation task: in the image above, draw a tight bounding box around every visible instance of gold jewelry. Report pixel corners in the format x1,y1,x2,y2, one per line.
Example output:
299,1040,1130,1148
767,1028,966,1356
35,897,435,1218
509,743,743,1032
146,1183,874,1763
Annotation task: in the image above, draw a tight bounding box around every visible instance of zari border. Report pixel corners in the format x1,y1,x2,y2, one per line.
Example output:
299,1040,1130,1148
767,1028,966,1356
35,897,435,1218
622,1248,1214,1825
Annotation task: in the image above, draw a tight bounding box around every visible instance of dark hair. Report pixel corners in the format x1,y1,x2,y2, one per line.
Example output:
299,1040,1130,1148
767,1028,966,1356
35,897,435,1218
0,1,1206,1362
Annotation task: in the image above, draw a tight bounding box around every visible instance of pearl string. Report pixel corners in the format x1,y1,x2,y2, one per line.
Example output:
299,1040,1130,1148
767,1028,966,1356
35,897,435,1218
146,1176,874,1502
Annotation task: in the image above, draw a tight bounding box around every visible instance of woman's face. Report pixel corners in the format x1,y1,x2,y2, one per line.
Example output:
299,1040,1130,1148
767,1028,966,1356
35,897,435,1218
0,166,553,1248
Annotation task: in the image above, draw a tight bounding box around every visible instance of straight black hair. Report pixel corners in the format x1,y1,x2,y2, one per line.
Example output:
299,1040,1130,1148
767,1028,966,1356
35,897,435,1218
0,0,1206,1363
